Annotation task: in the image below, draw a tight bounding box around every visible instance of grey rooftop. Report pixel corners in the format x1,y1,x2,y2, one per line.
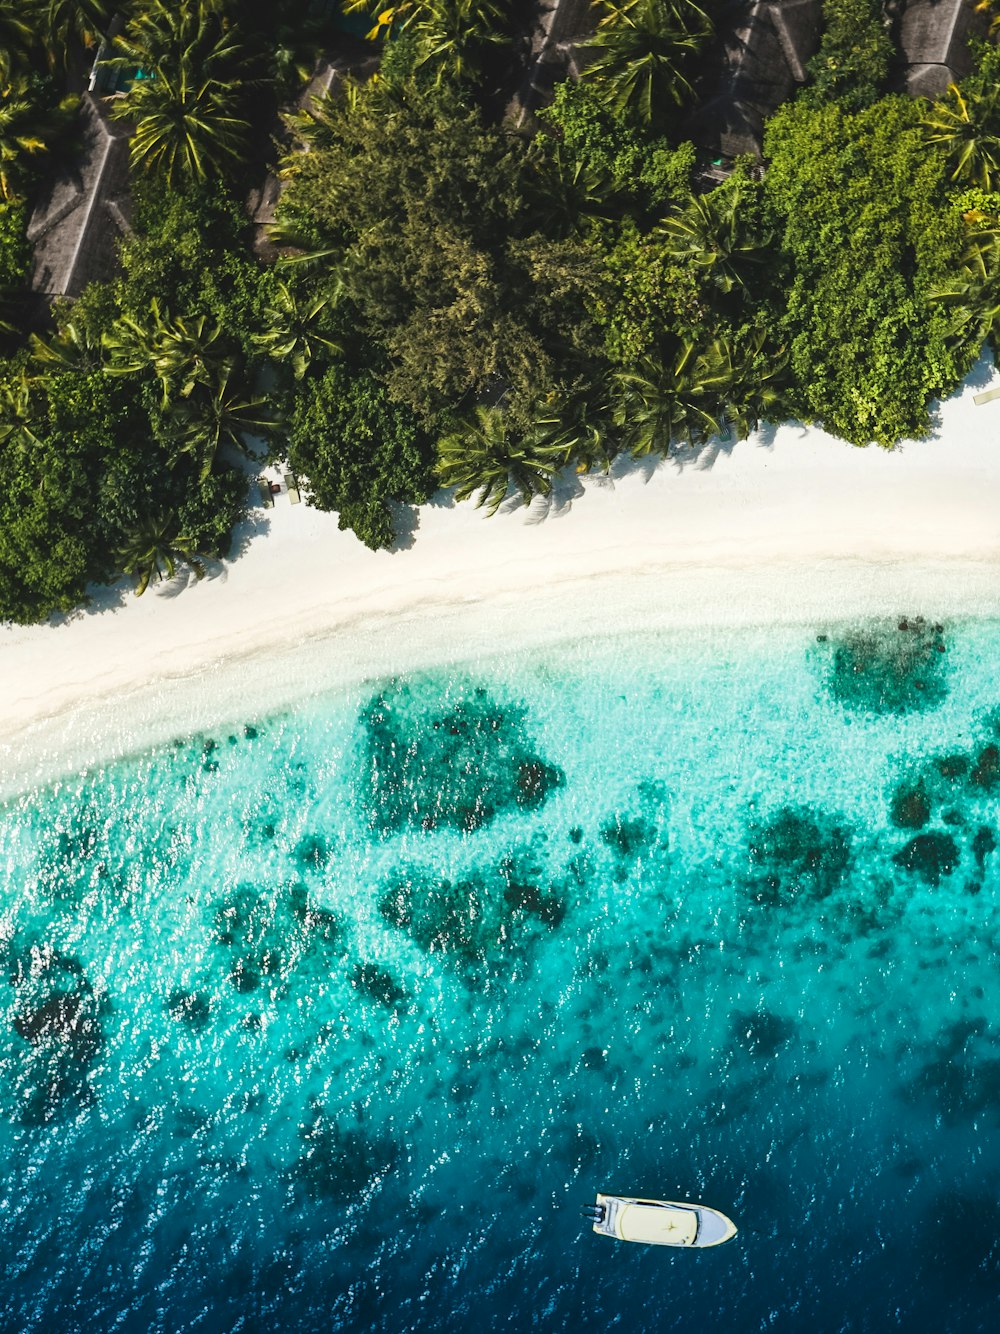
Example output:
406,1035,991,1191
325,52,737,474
27,92,132,300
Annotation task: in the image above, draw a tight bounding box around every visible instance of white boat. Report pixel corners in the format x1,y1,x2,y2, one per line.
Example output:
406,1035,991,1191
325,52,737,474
584,1193,737,1248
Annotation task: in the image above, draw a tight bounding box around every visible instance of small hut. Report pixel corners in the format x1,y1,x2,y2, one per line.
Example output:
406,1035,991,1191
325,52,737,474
509,0,598,126
686,0,822,162
27,92,133,300
898,0,988,98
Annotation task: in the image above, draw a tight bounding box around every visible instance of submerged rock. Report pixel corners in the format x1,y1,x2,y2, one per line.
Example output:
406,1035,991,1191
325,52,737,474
746,806,852,905
731,1009,796,1059
890,782,931,830
891,832,959,886
351,963,407,1009
359,677,565,836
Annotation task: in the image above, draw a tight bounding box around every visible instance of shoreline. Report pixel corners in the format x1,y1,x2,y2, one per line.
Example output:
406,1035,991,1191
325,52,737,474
4,359,1000,795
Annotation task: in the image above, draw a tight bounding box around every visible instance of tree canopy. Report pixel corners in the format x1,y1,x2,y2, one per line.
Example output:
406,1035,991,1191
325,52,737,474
1,2,1000,621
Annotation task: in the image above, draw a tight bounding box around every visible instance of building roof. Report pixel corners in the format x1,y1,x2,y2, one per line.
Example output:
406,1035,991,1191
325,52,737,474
27,92,132,299
509,0,597,126
687,0,822,160
899,0,987,97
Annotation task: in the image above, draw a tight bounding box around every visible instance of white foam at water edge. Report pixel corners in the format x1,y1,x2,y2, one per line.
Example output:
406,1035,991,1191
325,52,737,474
4,556,1000,803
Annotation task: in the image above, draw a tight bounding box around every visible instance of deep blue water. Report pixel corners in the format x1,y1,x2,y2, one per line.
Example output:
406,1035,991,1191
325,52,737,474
1,614,999,1332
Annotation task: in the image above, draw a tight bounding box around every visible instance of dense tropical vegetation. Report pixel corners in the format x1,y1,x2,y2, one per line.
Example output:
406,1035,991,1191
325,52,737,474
0,0,999,621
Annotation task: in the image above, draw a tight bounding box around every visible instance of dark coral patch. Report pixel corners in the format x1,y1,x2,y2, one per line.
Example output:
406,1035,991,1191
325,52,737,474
210,882,339,991
503,880,566,928
969,744,1000,793
935,754,969,782
903,1047,1000,1125
819,616,948,715
379,874,498,964
351,963,407,1009
166,988,211,1030
5,940,105,1125
972,826,997,872
891,832,959,886
746,806,852,905
600,817,655,860
731,1010,796,1059
295,835,331,870
917,1191,1000,1283
380,856,567,971
890,783,931,830
359,678,564,836
294,1103,399,1201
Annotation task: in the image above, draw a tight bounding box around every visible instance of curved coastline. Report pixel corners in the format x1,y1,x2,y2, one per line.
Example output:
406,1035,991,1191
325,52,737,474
3,365,1000,797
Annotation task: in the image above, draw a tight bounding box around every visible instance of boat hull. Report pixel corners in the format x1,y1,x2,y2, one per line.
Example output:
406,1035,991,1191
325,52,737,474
591,1193,738,1248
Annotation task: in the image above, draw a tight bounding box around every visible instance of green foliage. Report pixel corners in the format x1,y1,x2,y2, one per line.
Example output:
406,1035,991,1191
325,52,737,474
0,199,29,294
120,181,264,356
345,0,509,89
0,177,257,622
765,96,974,446
435,404,573,514
804,0,893,111
286,365,435,549
540,81,696,218
276,80,594,424
0,366,137,621
106,0,256,188
0,72,76,201
582,0,713,132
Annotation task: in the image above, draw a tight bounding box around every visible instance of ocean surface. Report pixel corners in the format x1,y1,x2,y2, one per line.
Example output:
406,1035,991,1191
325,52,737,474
2,613,1000,1333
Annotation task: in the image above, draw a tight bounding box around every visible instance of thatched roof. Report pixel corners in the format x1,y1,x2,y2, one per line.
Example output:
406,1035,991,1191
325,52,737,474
28,92,132,299
899,0,988,98
687,0,822,160
509,0,597,126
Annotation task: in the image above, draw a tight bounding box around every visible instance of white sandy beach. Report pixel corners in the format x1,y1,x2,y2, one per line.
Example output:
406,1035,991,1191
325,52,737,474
4,358,1000,794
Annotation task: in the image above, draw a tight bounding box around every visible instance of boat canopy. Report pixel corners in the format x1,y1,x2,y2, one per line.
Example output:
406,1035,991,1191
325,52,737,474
618,1203,698,1246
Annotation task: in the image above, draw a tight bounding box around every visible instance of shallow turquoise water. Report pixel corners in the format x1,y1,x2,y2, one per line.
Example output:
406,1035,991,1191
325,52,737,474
2,615,1000,1331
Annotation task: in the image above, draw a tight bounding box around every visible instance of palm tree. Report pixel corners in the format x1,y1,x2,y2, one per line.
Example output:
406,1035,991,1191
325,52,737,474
29,0,113,64
253,280,342,380
922,83,1000,189
105,0,254,188
0,371,47,453
614,340,723,454
102,300,227,404
0,74,76,200
582,0,713,128
928,227,1000,345
657,187,769,295
346,0,507,87
616,333,787,454
117,511,205,595
166,358,280,480
30,315,104,373
153,310,227,399
0,4,34,79
435,404,572,514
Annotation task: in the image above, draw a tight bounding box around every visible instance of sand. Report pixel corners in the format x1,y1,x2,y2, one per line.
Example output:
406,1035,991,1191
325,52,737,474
3,358,1000,794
